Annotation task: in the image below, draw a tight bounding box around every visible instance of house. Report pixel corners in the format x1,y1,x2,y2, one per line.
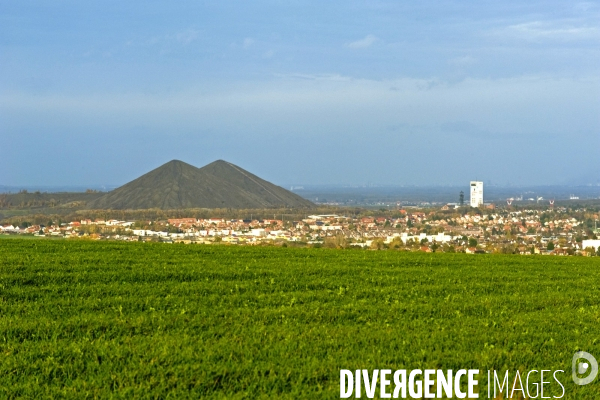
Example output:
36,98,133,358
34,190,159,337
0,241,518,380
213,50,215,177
168,218,197,225
582,239,600,251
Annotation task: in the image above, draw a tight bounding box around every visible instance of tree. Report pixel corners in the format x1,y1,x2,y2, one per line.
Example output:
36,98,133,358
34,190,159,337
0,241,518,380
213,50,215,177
468,238,478,247
584,247,596,255
388,237,404,250
370,239,385,250
547,241,555,251
324,234,347,249
444,244,456,253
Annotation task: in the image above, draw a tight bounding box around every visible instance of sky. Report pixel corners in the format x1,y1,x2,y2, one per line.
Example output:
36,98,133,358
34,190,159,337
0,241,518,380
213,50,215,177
1,0,599,187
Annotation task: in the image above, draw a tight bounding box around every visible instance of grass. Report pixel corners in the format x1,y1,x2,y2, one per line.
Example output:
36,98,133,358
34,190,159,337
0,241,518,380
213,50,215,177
0,234,61,240
1,239,599,398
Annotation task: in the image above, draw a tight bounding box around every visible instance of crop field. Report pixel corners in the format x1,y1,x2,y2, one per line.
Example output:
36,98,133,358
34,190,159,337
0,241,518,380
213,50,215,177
1,239,599,398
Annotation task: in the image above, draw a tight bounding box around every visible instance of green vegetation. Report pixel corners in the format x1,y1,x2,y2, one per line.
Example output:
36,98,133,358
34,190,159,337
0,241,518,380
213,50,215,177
0,192,102,210
1,240,599,398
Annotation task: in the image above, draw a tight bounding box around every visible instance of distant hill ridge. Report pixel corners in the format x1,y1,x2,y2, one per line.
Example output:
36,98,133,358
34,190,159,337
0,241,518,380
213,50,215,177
88,160,314,210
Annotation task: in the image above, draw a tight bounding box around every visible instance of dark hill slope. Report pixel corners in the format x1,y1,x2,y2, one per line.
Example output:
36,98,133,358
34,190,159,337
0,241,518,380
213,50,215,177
88,160,314,210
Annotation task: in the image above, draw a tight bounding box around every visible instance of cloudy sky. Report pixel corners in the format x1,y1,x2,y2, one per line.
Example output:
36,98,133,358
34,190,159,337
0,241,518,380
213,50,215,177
1,1,599,187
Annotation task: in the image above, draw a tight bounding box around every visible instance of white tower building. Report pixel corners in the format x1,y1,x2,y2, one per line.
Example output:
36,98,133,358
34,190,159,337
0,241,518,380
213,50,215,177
470,181,483,207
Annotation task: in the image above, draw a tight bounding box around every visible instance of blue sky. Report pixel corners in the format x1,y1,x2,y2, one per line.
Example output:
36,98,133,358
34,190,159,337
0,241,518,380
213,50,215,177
1,1,599,187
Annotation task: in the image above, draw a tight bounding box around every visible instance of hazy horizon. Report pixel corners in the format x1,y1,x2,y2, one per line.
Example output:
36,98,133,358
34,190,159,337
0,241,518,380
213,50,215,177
2,1,599,187
3,183,599,206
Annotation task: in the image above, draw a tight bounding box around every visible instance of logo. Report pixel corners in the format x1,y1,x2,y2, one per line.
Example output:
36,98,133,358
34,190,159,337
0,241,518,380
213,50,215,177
572,351,598,385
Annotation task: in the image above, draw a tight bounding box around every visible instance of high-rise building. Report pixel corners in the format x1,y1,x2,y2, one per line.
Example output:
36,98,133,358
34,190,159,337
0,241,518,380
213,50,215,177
470,181,483,207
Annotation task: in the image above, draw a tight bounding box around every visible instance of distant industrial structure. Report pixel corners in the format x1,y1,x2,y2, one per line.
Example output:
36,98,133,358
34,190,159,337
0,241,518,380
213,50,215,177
470,181,484,208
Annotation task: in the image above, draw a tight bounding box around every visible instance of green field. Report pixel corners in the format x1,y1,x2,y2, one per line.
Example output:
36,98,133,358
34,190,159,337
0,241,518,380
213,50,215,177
1,239,599,398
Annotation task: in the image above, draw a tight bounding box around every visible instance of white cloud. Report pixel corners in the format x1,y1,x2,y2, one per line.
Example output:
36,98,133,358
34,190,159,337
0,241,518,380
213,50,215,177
346,34,378,48
496,21,600,42
145,29,200,47
273,73,351,81
243,37,255,49
574,2,597,12
170,29,200,45
448,55,476,66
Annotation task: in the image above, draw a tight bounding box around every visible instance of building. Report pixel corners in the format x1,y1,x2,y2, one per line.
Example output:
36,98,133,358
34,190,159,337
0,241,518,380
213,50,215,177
582,239,600,251
470,181,483,208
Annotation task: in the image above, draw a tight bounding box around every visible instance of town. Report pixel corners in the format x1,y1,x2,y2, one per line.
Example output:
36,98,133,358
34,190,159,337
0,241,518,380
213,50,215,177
4,181,600,255
2,204,599,256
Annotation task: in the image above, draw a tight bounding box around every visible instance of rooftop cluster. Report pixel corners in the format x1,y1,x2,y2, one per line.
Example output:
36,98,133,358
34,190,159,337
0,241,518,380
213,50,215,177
3,206,599,256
